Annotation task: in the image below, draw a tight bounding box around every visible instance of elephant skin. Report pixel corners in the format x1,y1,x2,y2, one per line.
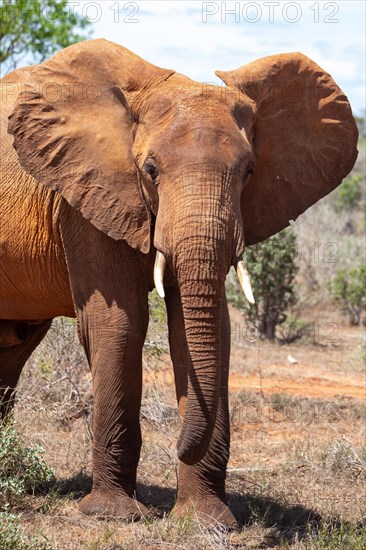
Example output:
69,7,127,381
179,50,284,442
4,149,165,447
0,39,358,527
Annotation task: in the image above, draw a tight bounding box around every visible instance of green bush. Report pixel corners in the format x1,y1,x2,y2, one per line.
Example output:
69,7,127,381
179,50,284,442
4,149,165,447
0,422,54,503
148,289,167,326
334,174,364,213
144,290,168,358
354,114,365,138
227,228,299,341
0,506,54,550
328,265,366,326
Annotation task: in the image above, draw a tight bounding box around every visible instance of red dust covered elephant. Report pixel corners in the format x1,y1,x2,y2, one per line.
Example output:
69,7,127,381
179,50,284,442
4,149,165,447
0,39,358,527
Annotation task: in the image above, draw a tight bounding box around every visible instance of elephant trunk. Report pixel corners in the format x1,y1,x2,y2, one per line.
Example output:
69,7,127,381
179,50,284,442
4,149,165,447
154,170,248,464
173,234,228,465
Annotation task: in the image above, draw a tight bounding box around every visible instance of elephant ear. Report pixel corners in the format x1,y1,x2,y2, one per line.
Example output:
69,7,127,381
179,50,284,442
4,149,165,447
216,52,358,245
8,39,174,253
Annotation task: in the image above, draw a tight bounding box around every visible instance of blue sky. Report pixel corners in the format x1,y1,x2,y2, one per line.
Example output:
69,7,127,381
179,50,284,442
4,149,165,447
73,1,365,114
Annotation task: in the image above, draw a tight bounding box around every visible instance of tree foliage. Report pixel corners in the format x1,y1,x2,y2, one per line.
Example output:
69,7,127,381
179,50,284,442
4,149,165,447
0,0,90,71
227,228,299,341
328,265,366,326
334,174,364,213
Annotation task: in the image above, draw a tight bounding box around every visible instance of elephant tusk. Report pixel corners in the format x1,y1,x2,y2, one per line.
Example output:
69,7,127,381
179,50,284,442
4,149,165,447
236,260,255,304
154,251,166,298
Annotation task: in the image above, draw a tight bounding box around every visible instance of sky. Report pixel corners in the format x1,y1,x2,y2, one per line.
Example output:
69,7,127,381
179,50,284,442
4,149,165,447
69,0,366,115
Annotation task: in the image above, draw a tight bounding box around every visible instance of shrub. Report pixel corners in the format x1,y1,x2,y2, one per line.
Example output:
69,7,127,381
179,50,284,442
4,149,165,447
145,290,168,358
334,174,364,213
0,421,54,503
328,265,366,326
148,289,167,326
227,228,299,341
0,506,54,550
354,114,365,138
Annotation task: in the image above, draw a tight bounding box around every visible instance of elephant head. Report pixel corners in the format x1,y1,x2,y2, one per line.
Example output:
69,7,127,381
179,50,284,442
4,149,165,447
8,40,358,464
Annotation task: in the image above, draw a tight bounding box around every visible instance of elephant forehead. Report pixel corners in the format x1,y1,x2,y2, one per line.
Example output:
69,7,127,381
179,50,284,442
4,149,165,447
142,80,245,125
168,124,249,155
142,92,250,147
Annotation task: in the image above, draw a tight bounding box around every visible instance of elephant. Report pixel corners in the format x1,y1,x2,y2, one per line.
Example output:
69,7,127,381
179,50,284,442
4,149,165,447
0,39,358,527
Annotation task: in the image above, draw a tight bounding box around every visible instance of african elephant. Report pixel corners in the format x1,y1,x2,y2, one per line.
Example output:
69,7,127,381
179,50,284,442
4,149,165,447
0,39,358,527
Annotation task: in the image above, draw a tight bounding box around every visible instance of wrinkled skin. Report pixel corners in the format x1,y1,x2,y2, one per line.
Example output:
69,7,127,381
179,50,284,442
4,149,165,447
0,40,358,527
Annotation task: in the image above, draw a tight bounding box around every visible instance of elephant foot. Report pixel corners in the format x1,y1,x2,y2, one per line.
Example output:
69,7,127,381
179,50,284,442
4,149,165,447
172,496,239,531
79,490,151,521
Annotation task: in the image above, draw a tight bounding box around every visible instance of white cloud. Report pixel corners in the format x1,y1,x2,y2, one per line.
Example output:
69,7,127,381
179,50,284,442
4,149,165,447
71,0,365,113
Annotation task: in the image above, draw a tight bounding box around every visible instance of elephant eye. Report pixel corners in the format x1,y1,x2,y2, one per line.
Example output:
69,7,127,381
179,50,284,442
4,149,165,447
244,162,254,183
144,160,159,183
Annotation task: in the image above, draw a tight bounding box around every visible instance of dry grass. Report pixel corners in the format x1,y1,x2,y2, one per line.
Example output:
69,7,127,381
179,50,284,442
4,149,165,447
0,300,363,549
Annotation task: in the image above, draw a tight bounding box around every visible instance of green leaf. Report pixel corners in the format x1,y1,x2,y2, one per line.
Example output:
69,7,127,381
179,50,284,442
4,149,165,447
226,228,299,341
0,0,91,71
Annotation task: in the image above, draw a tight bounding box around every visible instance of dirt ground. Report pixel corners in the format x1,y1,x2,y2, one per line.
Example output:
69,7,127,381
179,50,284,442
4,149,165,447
5,303,364,549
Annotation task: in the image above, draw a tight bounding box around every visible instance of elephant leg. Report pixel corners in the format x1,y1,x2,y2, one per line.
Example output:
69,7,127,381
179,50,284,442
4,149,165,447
59,209,151,521
0,320,52,419
165,287,238,529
